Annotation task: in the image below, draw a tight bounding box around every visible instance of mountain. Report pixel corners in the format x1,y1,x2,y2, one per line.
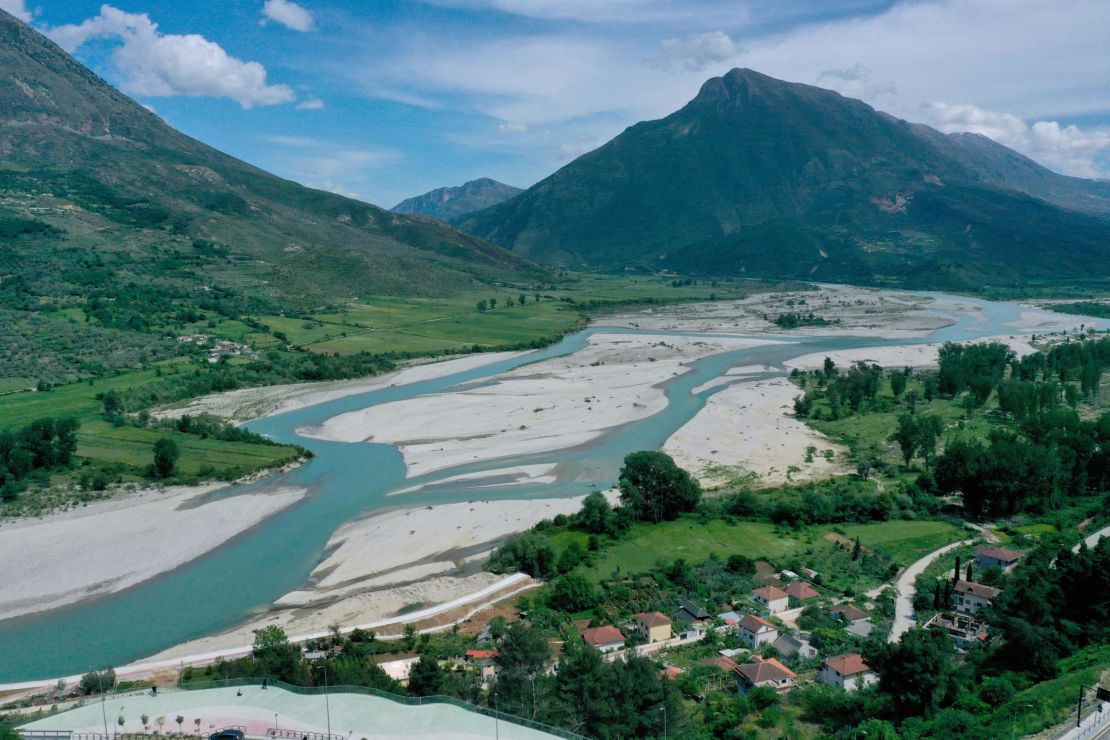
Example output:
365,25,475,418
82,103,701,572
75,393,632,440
460,68,1110,289
0,9,537,307
393,178,523,221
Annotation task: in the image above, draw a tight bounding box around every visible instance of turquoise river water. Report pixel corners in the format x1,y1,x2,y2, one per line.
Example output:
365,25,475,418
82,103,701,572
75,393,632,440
1,293,1107,681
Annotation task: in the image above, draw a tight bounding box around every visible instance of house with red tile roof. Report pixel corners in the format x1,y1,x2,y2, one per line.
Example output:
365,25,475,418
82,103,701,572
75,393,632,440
735,656,797,694
784,582,821,603
817,653,876,691
633,611,673,643
737,614,778,649
581,625,625,652
750,585,789,614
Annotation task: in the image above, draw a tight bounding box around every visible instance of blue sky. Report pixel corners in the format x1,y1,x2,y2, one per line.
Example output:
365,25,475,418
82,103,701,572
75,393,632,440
5,0,1109,207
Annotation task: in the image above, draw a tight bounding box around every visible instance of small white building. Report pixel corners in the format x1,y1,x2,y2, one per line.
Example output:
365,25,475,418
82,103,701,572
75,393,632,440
817,654,877,692
954,580,1001,616
737,614,778,649
750,585,789,614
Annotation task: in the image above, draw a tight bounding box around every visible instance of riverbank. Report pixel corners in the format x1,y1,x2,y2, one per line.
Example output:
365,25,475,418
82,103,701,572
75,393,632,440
0,482,307,622
157,351,528,422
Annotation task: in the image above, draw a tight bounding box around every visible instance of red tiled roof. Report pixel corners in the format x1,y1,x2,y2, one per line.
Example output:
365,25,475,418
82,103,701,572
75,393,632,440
824,653,871,676
736,656,796,685
784,582,820,600
752,585,788,601
955,580,1001,599
465,649,499,660
738,614,776,633
660,666,685,680
635,611,673,628
976,546,1023,563
581,626,624,647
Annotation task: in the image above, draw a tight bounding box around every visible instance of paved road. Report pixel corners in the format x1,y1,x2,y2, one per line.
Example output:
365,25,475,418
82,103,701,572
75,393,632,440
887,538,974,643
1075,524,1110,552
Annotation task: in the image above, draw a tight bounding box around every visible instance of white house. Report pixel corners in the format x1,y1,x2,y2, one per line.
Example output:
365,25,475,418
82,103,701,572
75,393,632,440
817,654,877,692
737,614,778,649
750,585,789,614
954,580,1001,616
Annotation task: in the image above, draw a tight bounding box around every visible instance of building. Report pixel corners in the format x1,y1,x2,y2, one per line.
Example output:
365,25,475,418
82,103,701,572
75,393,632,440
737,614,778,649
581,625,625,653
976,546,1023,572
464,650,500,688
735,656,797,694
784,582,821,603
817,654,877,692
717,610,743,627
924,613,990,650
831,604,869,624
675,600,712,625
954,581,1001,616
773,633,818,660
633,611,673,643
750,586,790,614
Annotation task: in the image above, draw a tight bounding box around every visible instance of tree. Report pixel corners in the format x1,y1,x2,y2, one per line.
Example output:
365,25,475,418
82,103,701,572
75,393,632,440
152,437,179,478
726,553,756,576
407,655,443,696
54,418,79,466
547,573,599,612
851,536,862,561
890,369,909,398
251,625,306,683
824,357,837,378
893,414,918,467
556,540,587,573
915,414,944,470
493,623,551,720
577,491,615,535
175,716,185,734
476,299,488,311
618,451,701,522
865,627,955,718
101,389,122,417
79,668,116,695
487,532,556,578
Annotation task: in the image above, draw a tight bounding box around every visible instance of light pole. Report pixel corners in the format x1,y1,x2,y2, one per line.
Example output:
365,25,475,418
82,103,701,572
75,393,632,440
660,703,667,739
317,665,331,740
97,669,111,740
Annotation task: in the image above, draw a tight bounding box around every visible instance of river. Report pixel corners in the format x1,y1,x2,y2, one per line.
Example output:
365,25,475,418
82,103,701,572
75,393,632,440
0,292,1105,681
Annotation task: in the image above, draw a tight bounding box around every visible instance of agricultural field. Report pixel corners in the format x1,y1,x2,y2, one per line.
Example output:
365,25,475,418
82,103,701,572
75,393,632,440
577,517,963,585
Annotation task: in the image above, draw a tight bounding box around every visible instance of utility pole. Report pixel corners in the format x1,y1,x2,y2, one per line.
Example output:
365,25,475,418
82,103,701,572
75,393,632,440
97,669,111,740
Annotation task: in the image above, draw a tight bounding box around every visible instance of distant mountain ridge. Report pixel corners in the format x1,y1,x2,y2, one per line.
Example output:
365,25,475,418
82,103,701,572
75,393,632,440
393,178,523,221
460,68,1110,289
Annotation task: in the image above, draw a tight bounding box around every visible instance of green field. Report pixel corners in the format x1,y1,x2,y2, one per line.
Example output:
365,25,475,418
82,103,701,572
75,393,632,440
578,517,963,582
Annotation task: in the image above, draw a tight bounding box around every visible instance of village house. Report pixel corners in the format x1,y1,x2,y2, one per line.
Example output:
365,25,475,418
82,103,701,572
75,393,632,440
773,633,818,659
735,656,797,694
954,580,1001,616
737,614,778,649
784,582,821,604
633,611,673,643
581,625,625,653
464,649,499,688
817,653,877,692
976,546,1023,573
750,585,790,614
831,604,869,624
675,600,712,626
717,610,743,627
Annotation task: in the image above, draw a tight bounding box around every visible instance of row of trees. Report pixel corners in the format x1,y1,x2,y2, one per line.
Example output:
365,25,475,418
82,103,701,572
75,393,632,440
0,417,79,500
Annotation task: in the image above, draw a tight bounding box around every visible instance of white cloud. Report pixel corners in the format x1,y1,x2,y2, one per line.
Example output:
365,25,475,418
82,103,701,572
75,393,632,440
926,102,1110,178
49,6,295,108
296,97,325,110
657,31,738,72
0,0,31,22
423,0,748,26
816,64,896,101
498,121,528,133
262,0,315,32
